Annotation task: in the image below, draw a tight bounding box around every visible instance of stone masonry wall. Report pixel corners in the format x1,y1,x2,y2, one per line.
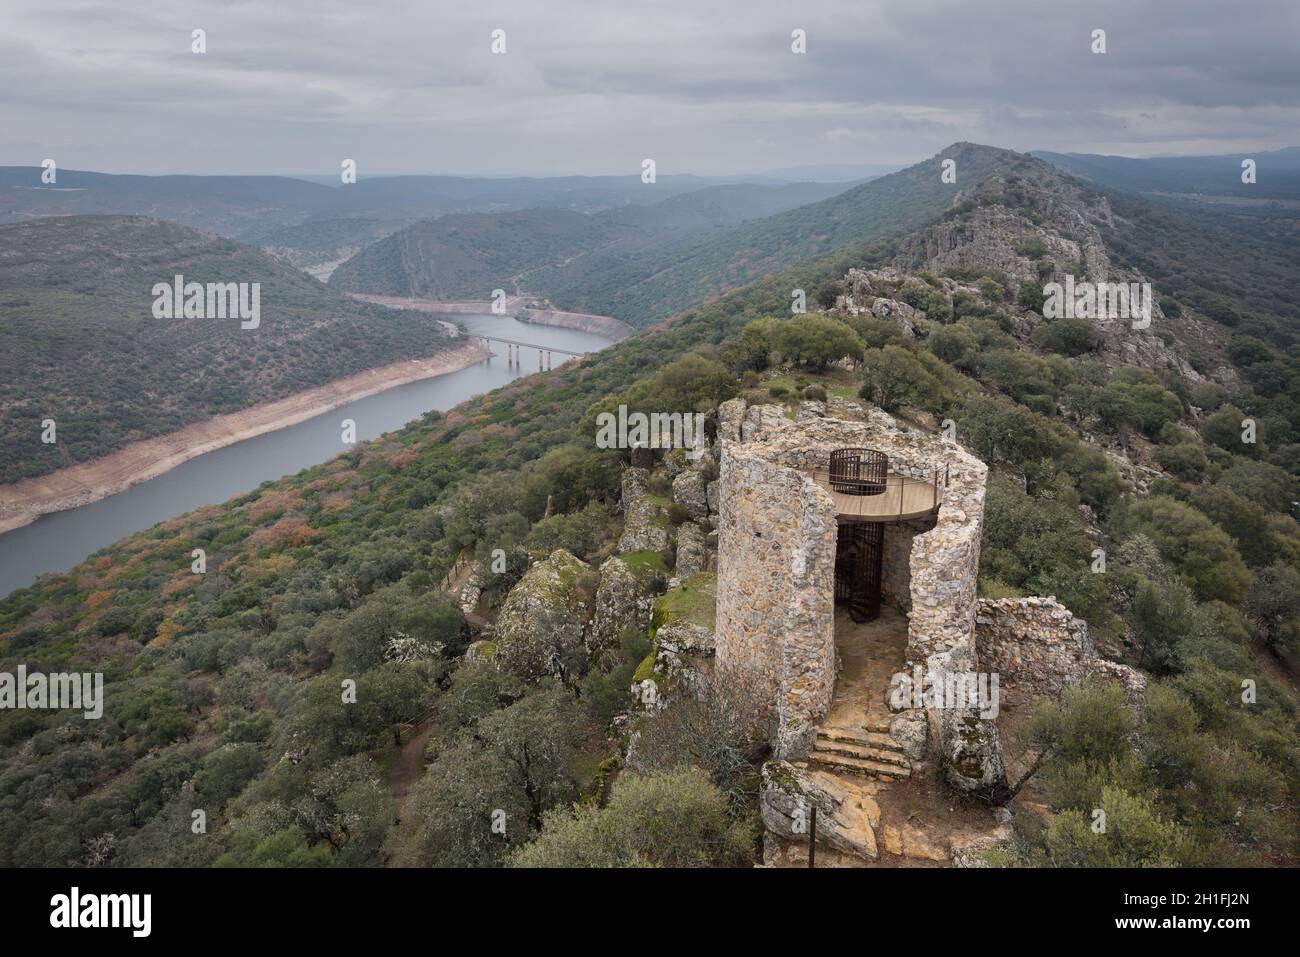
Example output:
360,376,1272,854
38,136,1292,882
976,597,1147,706
715,402,989,767
881,517,935,612
715,446,837,759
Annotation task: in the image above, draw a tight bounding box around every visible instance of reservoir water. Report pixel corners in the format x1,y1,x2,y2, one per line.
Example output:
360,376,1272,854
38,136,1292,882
0,314,613,597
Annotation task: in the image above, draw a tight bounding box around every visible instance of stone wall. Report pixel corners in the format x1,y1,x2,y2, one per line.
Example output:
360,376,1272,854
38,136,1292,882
715,402,989,768
880,517,935,612
715,446,837,759
975,597,1147,707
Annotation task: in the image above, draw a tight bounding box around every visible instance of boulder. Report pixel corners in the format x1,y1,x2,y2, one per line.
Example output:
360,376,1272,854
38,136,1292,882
672,469,709,520
889,709,929,762
760,761,878,860
654,619,715,658
674,521,707,578
941,711,1010,803
494,549,594,680
589,556,652,654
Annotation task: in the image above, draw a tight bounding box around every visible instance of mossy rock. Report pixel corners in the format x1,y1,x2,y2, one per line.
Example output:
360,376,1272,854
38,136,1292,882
649,572,716,639
632,651,659,684
619,550,669,580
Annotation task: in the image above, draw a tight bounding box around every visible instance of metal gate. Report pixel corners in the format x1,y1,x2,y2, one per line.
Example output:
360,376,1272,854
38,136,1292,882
835,521,884,622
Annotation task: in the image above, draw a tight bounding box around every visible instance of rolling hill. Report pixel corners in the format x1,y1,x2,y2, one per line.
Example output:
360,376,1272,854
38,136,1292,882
0,215,459,483
1,167,846,278
331,143,1027,327
1,143,1296,869
327,180,854,302
1035,147,1300,201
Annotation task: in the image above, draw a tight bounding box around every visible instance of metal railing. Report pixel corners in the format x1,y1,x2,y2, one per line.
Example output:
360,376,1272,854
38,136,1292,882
807,458,949,520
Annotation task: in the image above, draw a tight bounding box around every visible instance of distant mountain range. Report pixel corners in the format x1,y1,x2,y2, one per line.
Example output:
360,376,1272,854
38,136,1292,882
1035,147,1300,201
333,142,1035,328
0,168,862,276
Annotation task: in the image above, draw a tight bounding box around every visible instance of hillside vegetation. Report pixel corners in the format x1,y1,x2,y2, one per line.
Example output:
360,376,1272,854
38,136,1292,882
327,180,853,302
0,145,1296,868
332,143,1020,328
0,215,456,483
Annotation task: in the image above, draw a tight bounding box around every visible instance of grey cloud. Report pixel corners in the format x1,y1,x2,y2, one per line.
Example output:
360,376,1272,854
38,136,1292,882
1,0,1295,175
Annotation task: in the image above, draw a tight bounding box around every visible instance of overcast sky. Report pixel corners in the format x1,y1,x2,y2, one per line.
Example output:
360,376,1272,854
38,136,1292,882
2,0,1297,177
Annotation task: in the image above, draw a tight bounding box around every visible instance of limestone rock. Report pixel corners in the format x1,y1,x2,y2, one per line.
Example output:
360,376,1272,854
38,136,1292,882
672,469,709,520
889,710,929,762
706,480,719,516
717,397,747,444
674,521,707,578
494,549,593,680
760,761,878,860
589,556,652,654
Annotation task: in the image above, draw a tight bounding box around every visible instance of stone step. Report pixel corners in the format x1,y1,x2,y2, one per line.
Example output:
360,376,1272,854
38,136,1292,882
808,751,912,780
817,727,906,753
813,740,910,768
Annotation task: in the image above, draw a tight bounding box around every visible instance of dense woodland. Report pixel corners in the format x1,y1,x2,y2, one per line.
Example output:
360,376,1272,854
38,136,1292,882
0,152,1297,867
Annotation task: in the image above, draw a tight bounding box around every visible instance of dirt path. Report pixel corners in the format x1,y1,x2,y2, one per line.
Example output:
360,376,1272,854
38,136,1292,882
387,720,437,830
0,341,489,534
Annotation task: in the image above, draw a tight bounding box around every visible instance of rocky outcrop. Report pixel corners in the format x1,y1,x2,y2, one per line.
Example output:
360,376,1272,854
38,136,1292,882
617,467,669,552
589,556,653,655
672,469,709,520
870,298,919,337
494,549,593,680
740,404,789,443
674,521,707,578
760,761,878,860
717,397,747,444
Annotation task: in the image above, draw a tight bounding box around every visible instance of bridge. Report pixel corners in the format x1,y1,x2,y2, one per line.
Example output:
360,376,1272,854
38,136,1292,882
469,335,586,371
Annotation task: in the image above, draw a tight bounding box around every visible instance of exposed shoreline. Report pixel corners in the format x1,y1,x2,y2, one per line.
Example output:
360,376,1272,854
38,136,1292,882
0,341,490,535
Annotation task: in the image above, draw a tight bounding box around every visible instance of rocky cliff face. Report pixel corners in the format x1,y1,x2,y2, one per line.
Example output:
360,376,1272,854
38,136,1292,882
875,158,1211,381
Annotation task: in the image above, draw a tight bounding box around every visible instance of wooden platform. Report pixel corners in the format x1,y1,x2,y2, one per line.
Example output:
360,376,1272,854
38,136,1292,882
806,470,941,523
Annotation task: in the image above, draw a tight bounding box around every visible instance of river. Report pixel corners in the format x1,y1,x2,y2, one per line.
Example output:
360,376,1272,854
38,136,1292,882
0,314,613,597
